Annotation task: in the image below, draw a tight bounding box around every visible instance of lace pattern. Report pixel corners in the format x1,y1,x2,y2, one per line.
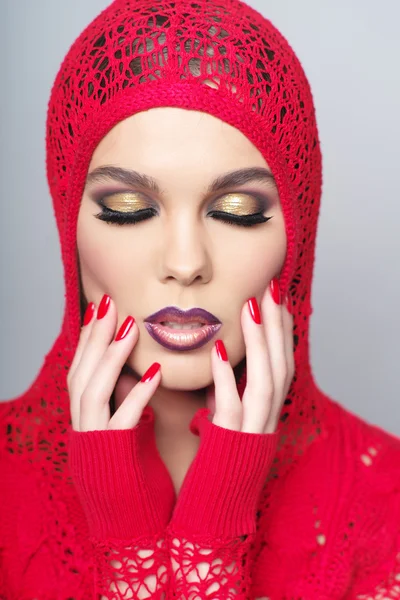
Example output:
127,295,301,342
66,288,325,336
93,537,169,599
167,533,254,599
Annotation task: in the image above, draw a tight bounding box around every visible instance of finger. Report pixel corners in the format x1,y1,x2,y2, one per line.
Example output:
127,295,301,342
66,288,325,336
282,293,295,398
240,297,273,433
68,302,97,430
211,340,242,431
70,295,117,405
67,302,96,385
80,316,138,431
109,363,161,430
260,281,288,433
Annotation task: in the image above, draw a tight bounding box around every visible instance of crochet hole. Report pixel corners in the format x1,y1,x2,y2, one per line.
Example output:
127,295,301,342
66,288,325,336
360,454,373,466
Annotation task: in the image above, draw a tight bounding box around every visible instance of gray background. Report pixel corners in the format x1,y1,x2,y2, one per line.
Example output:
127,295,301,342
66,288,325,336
1,1,399,436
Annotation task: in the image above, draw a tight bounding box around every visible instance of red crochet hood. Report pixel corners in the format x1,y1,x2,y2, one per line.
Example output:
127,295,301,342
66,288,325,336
44,0,330,456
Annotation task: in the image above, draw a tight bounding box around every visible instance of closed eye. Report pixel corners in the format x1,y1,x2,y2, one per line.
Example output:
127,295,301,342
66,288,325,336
94,205,157,226
94,206,273,227
208,211,273,227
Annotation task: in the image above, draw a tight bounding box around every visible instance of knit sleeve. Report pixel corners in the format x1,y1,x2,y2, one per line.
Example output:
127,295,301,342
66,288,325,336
165,408,278,599
68,410,176,599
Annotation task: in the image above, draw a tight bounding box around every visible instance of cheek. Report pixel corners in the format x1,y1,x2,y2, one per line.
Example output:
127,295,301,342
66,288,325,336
77,216,141,300
212,227,286,366
221,228,287,301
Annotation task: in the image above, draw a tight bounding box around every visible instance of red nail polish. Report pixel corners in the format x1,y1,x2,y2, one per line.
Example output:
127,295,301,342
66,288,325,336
215,339,228,362
97,294,111,319
286,294,294,315
248,297,262,324
141,362,161,383
115,316,135,341
270,278,282,305
83,302,95,326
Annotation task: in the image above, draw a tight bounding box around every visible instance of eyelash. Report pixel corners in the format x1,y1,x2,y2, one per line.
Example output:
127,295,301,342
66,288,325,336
93,199,273,228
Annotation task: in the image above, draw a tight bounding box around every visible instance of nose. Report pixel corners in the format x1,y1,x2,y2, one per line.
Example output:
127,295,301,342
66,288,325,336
159,216,212,286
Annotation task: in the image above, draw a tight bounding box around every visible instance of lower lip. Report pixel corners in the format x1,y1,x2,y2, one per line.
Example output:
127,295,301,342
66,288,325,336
144,322,222,351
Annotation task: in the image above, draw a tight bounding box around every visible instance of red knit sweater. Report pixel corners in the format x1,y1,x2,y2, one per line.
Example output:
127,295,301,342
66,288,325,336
1,339,400,599
1,0,400,597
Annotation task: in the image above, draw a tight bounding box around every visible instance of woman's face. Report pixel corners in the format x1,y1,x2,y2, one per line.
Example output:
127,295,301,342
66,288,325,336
77,107,287,390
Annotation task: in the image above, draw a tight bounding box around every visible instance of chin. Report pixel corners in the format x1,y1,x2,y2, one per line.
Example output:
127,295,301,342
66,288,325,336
160,375,212,391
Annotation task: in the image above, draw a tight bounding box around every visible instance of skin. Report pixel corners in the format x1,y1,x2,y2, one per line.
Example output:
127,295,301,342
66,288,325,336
70,107,294,597
75,107,290,481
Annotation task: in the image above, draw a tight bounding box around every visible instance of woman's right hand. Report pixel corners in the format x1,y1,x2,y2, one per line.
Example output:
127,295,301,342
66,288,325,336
67,293,160,432
66,294,176,541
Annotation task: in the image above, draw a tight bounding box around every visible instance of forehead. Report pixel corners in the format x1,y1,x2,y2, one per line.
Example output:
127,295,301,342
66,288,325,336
90,107,267,166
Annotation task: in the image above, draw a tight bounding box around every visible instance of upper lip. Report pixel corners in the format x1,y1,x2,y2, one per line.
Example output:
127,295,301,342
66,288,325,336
144,306,221,326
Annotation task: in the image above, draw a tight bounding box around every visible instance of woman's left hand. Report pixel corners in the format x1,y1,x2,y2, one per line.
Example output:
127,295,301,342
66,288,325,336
168,277,295,542
206,277,295,434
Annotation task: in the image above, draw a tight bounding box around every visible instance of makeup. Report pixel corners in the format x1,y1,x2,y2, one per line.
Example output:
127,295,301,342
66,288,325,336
91,188,273,228
144,306,222,351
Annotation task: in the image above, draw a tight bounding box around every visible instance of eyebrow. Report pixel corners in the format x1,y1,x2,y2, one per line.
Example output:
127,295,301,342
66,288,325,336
84,165,276,195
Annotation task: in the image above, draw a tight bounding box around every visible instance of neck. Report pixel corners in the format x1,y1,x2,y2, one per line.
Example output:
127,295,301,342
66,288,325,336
149,385,208,437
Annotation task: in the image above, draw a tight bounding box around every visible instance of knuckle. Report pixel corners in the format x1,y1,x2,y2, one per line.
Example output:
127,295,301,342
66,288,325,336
100,350,116,369
66,364,75,383
279,364,288,381
67,376,77,397
286,360,295,381
79,389,92,409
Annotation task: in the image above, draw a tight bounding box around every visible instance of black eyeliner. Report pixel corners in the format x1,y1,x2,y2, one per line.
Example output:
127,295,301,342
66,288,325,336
94,206,156,225
208,211,272,226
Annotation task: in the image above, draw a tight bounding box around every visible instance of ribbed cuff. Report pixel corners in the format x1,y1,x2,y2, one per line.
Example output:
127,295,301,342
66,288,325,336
171,408,278,538
68,415,176,541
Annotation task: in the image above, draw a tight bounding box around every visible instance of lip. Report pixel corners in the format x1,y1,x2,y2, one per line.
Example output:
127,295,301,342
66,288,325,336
144,306,222,351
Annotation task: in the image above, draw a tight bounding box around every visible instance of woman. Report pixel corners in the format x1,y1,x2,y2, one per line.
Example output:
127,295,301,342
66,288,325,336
1,0,399,598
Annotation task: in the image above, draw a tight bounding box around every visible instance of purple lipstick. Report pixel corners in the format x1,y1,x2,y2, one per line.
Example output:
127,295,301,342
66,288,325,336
144,306,222,351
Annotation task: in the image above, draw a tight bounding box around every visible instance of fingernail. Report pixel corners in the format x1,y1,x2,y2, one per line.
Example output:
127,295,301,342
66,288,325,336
285,294,294,315
97,294,111,319
215,339,228,362
115,316,135,341
83,302,95,326
248,297,262,324
270,278,282,305
141,362,161,383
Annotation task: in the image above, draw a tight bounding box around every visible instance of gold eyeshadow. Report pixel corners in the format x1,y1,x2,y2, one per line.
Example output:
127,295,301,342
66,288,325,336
101,192,152,213
212,193,265,215
99,191,266,216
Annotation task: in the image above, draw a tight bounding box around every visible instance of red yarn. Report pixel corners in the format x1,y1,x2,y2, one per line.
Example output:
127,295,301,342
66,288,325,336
1,0,400,597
